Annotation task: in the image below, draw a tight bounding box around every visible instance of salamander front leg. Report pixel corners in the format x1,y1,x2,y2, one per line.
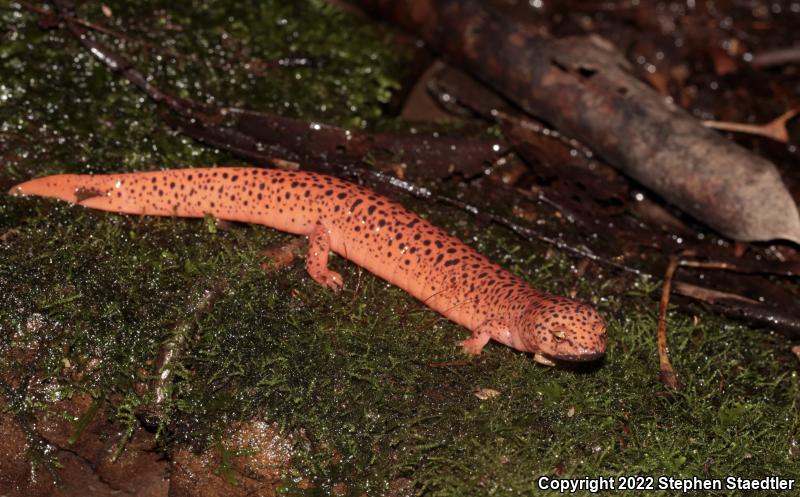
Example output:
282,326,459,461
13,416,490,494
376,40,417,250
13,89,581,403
306,222,344,291
459,320,511,356
459,331,491,356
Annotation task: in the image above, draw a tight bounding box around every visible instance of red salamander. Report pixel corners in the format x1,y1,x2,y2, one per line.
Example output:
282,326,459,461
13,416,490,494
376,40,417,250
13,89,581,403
10,167,607,364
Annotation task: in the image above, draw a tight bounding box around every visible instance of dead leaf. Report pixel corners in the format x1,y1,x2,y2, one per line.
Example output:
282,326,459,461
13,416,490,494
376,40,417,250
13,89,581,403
473,387,500,400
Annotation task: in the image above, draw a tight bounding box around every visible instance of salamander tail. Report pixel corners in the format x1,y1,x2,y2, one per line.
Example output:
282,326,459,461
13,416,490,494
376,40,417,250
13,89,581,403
9,169,235,218
8,174,113,204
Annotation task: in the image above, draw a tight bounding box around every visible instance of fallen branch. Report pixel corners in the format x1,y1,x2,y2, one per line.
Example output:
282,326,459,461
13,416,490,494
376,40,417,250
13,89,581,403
47,0,504,180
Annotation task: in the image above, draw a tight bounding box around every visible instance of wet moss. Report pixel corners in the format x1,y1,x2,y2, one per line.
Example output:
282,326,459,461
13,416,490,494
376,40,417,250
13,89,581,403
1,1,799,496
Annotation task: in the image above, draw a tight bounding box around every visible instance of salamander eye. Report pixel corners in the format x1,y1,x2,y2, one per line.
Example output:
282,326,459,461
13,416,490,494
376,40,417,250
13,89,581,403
552,329,567,342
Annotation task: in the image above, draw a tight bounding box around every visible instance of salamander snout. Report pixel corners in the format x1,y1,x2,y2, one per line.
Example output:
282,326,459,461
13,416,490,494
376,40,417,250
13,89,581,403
521,298,607,363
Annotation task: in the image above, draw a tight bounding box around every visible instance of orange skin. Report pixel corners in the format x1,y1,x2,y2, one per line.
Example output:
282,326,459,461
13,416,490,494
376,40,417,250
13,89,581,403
9,167,607,363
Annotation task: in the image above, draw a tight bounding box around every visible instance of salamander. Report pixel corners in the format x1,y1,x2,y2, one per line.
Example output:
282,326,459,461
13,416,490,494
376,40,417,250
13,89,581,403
9,167,607,364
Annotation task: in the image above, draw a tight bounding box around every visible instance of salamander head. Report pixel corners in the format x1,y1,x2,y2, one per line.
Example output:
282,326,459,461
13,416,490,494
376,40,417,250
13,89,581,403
518,297,607,363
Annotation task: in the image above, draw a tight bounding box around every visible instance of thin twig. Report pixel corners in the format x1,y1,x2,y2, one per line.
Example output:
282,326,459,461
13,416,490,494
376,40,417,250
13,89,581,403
429,360,470,367
657,256,684,391
671,281,760,305
19,1,188,57
751,46,800,69
703,108,799,143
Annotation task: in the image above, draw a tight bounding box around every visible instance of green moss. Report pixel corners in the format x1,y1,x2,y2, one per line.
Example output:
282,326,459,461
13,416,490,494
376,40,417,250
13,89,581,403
1,1,799,496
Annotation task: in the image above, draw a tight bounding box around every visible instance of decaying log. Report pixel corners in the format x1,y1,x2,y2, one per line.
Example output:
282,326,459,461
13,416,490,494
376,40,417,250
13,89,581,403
358,0,800,244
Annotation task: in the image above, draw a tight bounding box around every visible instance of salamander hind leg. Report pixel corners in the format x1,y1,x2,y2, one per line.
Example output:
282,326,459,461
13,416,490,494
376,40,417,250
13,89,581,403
306,222,344,291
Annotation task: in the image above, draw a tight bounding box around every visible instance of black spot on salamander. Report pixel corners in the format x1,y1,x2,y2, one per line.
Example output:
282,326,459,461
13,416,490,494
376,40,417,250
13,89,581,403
222,172,228,179
325,190,333,196
367,205,376,215
337,192,347,199
444,259,459,267
435,254,444,264
351,199,363,211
